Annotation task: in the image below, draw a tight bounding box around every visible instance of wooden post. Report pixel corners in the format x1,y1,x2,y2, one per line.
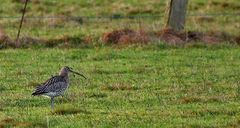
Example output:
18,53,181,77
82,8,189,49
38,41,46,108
16,0,29,48
167,0,188,31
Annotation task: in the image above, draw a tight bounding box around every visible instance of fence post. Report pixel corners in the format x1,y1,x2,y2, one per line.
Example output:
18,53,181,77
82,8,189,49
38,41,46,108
166,0,188,31
16,0,29,48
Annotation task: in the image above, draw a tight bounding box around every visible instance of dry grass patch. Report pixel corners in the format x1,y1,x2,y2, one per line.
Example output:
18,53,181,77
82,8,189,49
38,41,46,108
101,83,138,91
127,8,155,15
88,92,107,98
0,117,32,128
179,96,202,104
179,95,233,104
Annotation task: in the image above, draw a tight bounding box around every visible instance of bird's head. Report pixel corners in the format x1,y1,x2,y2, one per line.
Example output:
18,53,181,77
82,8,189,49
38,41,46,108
59,66,87,79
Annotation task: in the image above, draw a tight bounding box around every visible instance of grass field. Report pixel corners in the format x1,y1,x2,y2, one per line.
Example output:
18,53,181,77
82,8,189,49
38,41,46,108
0,0,239,40
0,0,240,127
0,46,239,127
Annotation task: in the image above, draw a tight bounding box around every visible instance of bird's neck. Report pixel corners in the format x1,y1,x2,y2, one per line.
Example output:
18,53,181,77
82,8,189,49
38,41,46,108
59,72,69,83
64,75,69,83
59,73,68,77
60,74,69,83
59,70,68,76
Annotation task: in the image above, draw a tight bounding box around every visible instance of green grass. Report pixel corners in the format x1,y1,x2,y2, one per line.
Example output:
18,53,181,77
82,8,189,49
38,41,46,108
0,0,239,127
0,0,239,39
0,46,239,127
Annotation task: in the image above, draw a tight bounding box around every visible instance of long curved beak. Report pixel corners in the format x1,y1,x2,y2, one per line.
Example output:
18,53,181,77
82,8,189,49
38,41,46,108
70,70,87,79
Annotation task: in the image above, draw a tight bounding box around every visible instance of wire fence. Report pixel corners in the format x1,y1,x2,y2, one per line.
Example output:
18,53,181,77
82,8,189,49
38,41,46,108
0,12,239,19
0,0,240,41
0,12,239,40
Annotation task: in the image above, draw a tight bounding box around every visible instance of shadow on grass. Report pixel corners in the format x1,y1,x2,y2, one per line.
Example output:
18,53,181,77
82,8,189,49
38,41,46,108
52,108,91,115
27,82,41,88
0,86,7,92
11,98,49,108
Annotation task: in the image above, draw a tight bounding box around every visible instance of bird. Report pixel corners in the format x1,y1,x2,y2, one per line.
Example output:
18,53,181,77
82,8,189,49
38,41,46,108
32,66,87,110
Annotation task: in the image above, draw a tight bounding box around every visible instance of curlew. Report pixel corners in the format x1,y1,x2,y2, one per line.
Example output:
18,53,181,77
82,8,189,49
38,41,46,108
32,66,87,110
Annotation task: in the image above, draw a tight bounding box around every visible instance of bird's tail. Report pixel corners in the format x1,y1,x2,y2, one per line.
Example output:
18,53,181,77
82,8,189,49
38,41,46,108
32,85,45,96
32,92,40,96
32,91,46,96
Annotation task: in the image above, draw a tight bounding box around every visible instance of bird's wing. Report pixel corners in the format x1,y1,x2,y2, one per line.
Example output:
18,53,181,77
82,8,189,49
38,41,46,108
32,75,66,95
43,81,67,93
42,76,66,87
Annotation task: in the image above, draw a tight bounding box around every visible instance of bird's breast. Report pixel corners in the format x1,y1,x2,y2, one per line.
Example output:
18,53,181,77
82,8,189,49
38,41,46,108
44,92,59,97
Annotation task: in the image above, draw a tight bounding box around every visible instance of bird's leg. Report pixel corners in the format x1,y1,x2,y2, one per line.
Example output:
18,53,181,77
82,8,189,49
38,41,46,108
51,97,54,111
61,95,64,103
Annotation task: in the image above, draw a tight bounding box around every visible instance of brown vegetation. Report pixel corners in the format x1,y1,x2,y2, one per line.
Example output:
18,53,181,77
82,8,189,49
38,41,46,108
156,28,185,45
0,117,32,128
101,83,138,91
0,28,11,43
102,29,149,45
0,28,15,47
0,27,239,48
156,28,224,44
103,28,239,45
196,16,215,22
